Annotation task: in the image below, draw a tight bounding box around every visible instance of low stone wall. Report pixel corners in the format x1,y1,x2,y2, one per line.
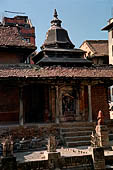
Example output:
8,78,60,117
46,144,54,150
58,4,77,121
0,124,59,139
105,155,113,166
17,160,49,170
1,148,113,170
106,120,113,133
17,155,93,170
62,155,93,169
0,124,61,152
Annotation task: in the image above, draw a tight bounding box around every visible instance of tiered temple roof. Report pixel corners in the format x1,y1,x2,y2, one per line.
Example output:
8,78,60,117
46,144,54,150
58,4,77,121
33,9,92,67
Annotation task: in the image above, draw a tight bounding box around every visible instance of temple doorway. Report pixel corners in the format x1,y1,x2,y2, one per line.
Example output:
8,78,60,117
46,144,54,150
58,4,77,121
24,84,45,123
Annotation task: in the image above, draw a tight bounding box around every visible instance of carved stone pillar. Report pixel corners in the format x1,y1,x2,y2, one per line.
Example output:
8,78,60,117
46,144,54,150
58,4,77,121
19,87,24,126
88,85,92,122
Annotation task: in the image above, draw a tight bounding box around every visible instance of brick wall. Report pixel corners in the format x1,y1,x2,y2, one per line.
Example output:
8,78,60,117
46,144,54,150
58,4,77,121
91,84,109,120
3,16,35,46
0,86,19,122
0,50,30,64
0,51,21,64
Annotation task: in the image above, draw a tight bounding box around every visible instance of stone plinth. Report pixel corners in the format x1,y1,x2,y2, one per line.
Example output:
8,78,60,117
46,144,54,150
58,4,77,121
44,151,61,160
47,135,56,152
92,147,105,170
45,135,61,169
44,151,61,169
1,156,17,170
2,136,13,157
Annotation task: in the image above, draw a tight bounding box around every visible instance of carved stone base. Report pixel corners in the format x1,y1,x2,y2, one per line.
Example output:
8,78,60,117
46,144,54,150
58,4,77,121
1,156,17,170
60,114,76,122
44,151,61,161
92,147,106,170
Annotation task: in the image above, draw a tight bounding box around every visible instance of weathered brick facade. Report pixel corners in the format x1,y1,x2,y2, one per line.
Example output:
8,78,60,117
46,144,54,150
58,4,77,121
91,85,109,120
0,81,110,124
3,16,35,45
0,86,19,122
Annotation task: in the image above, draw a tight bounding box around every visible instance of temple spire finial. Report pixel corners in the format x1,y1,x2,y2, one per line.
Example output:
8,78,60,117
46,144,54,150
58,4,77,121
54,9,58,19
51,9,62,27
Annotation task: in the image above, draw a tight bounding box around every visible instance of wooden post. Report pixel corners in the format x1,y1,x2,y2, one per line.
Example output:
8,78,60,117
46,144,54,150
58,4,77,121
19,87,24,125
88,85,92,122
44,86,49,122
51,86,56,122
49,86,52,122
82,86,85,119
76,91,80,120
55,86,59,124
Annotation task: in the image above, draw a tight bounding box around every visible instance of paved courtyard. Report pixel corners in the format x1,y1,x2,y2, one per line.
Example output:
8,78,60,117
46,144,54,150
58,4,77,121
15,146,113,163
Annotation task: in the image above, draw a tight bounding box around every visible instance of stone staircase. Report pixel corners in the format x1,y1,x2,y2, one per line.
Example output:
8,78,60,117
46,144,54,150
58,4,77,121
60,122,96,148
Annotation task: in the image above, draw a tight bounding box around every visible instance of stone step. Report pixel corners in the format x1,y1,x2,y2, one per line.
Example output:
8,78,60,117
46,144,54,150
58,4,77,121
65,135,91,142
61,130,92,137
109,134,113,141
106,165,113,169
60,122,95,148
61,126,94,133
62,165,92,170
67,141,91,147
60,122,96,128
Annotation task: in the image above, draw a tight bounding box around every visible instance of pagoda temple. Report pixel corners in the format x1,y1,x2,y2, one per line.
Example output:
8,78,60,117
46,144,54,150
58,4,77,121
0,9,112,125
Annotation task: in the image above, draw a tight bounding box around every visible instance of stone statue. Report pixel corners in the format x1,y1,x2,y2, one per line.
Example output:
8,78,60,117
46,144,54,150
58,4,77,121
91,110,109,148
97,110,104,125
47,135,56,152
2,136,13,157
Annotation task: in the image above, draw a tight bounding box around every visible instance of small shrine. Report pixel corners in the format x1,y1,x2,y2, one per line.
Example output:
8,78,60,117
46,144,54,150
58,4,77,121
2,136,13,157
47,135,56,152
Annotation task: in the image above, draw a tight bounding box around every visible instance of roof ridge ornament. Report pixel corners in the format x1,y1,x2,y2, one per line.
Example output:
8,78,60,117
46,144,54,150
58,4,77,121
51,9,62,27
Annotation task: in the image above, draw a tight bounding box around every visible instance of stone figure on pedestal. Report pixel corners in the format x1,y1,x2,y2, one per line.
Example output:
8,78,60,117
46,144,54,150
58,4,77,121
2,136,13,157
47,135,56,152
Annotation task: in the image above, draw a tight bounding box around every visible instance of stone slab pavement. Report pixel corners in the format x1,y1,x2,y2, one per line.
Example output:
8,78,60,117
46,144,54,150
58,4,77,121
14,147,113,163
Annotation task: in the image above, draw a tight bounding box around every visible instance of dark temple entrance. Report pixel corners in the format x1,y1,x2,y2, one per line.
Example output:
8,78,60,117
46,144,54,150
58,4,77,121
24,84,46,123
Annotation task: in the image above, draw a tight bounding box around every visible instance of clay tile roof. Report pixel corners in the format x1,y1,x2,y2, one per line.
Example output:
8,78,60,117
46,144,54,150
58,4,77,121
86,40,108,57
0,64,113,78
0,26,36,49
